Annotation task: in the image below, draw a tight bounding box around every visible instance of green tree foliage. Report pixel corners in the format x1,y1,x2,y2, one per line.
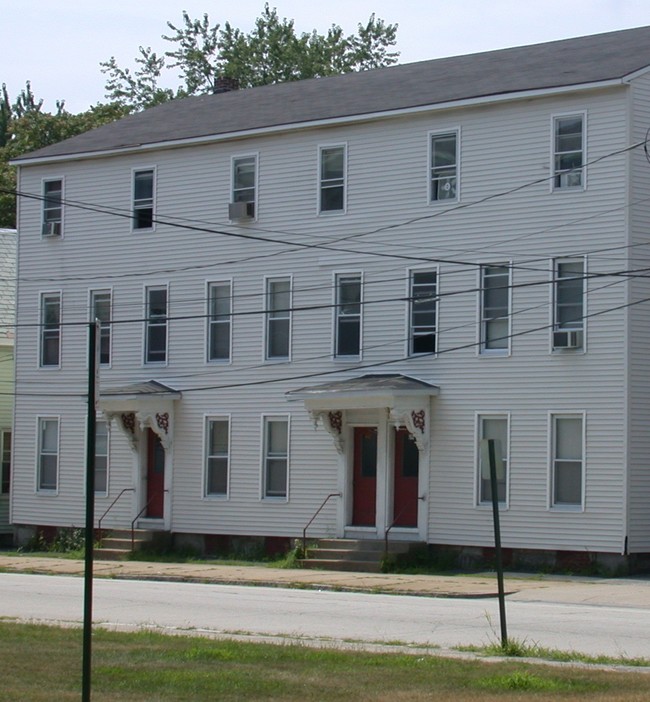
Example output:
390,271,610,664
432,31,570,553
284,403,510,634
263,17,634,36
102,3,399,109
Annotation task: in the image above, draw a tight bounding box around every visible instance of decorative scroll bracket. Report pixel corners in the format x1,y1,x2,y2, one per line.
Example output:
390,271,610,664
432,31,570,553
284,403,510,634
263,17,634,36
389,405,428,452
309,409,345,454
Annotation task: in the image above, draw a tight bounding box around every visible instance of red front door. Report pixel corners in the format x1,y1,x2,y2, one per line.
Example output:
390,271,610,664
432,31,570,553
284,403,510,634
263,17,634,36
146,429,165,518
352,427,377,526
393,428,419,528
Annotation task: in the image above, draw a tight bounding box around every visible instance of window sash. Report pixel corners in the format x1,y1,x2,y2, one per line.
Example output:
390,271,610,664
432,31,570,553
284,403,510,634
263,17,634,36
233,156,256,204
552,416,583,506
145,287,167,363
208,283,232,361
266,279,291,359
319,146,345,212
40,293,61,367
430,133,457,201
481,265,510,351
478,416,508,504
555,260,584,330
133,170,154,229
206,419,229,496
335,275,361,357
42,180,62,233
554,116,584,188
409,271,437,355
264,419,288,498
95,421,108,494
38,419,59,491
91,291,111,365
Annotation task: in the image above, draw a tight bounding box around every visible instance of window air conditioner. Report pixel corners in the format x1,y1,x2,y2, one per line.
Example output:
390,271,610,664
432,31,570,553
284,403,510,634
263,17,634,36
553,329,582,349
228,201,255,220
42,221,61,238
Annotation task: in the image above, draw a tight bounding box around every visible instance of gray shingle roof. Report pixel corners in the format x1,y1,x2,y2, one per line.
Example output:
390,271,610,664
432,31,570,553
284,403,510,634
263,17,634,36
16,25,650,163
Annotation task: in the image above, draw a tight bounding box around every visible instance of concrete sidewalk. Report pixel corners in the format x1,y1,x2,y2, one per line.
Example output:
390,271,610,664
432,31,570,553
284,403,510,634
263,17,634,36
1,552,649,607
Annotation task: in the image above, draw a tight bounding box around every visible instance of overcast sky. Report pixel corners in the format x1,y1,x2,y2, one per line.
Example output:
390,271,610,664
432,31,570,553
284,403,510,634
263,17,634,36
3,0,650,113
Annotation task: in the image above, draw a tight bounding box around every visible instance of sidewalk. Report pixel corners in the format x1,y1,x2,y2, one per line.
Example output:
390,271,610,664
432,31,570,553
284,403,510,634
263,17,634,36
1,552,649,606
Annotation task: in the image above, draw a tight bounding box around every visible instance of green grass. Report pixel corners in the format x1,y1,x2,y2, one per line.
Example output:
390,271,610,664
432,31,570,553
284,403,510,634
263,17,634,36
2,622,650,701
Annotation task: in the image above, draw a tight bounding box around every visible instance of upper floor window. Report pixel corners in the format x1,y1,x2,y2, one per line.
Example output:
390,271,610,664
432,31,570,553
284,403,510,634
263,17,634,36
551,414,584,508
91,290,112,366
480,265,510,354
230,155,256,220
319,145,346,213
40,292,61,367
335,274,361,358
37,417,59,492
263,416,289,499
266,277,291,360
95,420,108,495
430,131,458,202
553,115,584,189
145,286,168,364
42,179,63,238
553,259,584,350
133,168,155,230
205,417,229,497
0,430,11,495
409,270,437,355
478,415,509,505
207,282,231,362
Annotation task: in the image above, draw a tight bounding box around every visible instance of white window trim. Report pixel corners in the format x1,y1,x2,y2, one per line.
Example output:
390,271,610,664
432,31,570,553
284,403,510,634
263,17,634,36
332,270,363,361
36,415,60,495
317,143,348,215
230,152,259,221
548,411,586,512
406,266,439,357
474,412,510,509
260,414,290,501
143,283,169,366
91,416,109,497
549,256,587,353
205,278,233,364
203,414,231,499
427,127,460,205
41,176,65,239
38,290,62,370
89,288,113,369
131,165,157,232
477,262,512,357
263,275,293,362
550,112,587,193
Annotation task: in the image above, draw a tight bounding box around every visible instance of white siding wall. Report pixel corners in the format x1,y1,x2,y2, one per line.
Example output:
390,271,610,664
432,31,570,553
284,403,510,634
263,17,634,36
13,85,632,551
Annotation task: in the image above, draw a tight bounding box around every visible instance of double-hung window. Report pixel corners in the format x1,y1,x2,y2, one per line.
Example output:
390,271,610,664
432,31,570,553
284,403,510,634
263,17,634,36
266,277,291,360
37,417,59,492
335,274,361,358
319,145,346,213
409,270,437,355
145,286,168,364
0,430,10,495
553,259,584,349
95,420,108,495
207,282,231,362
263,417,289,499
553,114,585,189
133,168,155,230
91,290,112,366
477,415,509,505
430,131,458,202
42,178,63,237
205,417,229,496
231,155,256,219
551,414,584,508
40,292,61,367
480,265,510,353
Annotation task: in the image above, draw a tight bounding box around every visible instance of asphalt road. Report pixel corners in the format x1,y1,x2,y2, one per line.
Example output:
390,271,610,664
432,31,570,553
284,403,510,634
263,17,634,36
1,572,649,658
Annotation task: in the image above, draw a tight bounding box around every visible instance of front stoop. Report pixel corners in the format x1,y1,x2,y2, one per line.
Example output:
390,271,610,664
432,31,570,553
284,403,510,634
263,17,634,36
300,538,420,573
94,529,153,561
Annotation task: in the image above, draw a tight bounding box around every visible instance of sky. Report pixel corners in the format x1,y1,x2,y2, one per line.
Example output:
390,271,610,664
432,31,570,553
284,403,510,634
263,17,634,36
3,0,650,113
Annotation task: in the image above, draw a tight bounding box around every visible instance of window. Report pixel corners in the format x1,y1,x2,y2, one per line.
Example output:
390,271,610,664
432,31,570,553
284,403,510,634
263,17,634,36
40,292,61,367
266,277,291,360
553,259,584,349
319,145,346,213
145,286,168,364
231,155,256,218
553,115,584,189
42,179,63,237
430,131,458,201
263,417,289,498
207,282,231,362
409,270,437,355
335,274,361,357
91,290,111,366
133,168,155,230
480,265,510,353
206,418,229,496
38,418,59,492
551,415,584,507
478,415,508,505
95,420,108,495
0,430,10,495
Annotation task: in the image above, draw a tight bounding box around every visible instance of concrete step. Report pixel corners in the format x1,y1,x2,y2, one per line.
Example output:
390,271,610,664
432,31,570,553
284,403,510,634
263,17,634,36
315,538,413,554
298,558,382,573
305,548,384,562
94,548,130,561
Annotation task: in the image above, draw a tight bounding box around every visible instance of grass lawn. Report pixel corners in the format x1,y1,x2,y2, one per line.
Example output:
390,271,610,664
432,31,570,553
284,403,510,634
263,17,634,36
2,622,650,701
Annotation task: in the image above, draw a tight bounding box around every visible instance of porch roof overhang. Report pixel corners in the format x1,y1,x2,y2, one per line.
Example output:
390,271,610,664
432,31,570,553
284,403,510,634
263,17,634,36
99,380,181,413
286,374,439,411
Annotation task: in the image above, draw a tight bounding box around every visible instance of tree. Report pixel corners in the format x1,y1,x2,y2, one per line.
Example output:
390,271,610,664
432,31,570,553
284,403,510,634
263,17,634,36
102,4,399,109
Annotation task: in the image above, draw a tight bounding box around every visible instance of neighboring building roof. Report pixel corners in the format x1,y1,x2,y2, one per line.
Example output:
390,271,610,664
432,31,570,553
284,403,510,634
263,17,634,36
14,25,650,164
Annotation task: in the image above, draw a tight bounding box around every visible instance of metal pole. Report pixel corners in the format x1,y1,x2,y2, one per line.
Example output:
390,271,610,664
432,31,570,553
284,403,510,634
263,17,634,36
487,438,508,649
82,321,98,701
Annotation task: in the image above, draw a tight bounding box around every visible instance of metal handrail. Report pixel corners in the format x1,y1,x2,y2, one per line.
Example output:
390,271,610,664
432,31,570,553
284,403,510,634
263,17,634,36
384,495,425,556
97,488,134,542
130,490,168,550
302,492,341,556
